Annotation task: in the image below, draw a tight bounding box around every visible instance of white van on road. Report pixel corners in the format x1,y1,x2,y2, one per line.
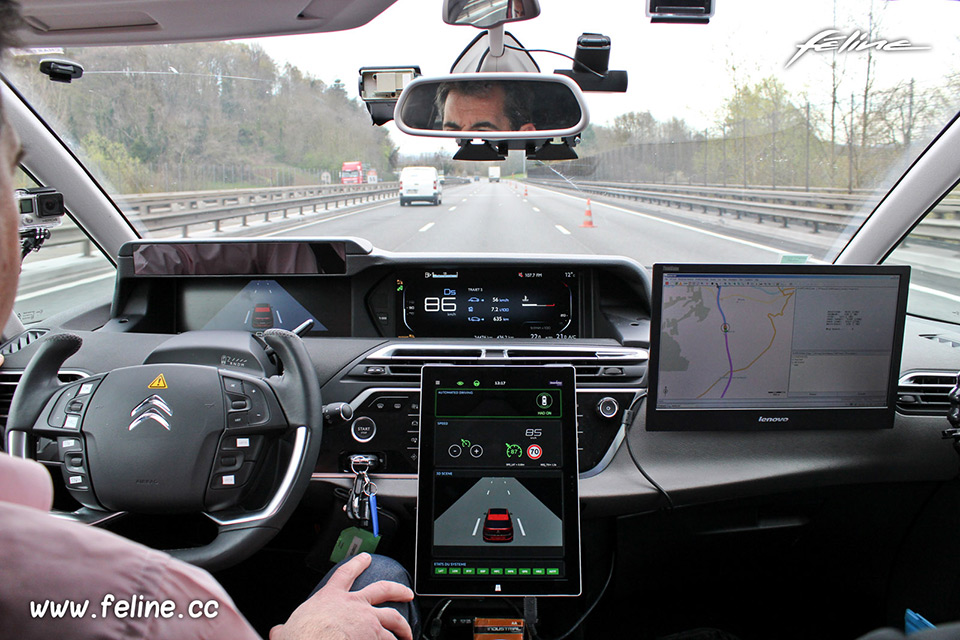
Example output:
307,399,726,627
399,166,442,206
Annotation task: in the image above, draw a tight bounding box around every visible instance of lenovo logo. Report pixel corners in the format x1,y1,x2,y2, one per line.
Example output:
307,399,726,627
758,416,789,423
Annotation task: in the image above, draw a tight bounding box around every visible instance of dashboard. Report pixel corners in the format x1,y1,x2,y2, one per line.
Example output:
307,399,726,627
102,239,651,344
5,238,958,518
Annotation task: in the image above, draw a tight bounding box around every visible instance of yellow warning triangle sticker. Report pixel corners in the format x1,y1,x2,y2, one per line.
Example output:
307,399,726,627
148,374,168,390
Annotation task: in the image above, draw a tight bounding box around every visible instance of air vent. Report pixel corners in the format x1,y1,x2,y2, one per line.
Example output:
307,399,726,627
0,370,85,439
920,334,960,349
349,344,648,384
0,329,50,356
897,370,958,416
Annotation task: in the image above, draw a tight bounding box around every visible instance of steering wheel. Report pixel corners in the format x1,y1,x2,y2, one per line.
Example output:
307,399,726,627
4,329,322,572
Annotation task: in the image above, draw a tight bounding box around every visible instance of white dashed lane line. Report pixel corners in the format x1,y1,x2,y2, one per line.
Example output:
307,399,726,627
419,222,435,232
555,225,571,235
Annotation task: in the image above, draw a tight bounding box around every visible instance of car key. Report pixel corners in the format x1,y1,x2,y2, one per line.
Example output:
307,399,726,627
365,481,380,537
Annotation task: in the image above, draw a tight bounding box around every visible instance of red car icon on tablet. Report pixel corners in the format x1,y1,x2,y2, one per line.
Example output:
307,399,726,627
251,303,274,329
482,508,514,543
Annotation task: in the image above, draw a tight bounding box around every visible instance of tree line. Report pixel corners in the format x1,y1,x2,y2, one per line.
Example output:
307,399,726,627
556,71,956,191
6,42,397,193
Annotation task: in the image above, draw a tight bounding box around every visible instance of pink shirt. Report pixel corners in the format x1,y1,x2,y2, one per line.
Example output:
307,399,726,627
0,453,263,639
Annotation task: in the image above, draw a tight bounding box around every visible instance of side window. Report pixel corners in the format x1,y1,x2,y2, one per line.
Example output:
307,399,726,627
883,183,960,326
13,168,115,326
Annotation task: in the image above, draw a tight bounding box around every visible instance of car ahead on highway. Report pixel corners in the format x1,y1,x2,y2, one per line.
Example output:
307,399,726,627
482,508,514,543
399,165,442,206
251,302,274,329
2,1,960,639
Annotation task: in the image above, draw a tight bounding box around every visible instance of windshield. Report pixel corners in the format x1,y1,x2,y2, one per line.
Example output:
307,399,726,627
3,0,959,318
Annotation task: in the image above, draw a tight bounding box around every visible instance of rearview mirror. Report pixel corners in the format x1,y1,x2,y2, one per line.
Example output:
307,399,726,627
394,73,589,140
443,0,541,29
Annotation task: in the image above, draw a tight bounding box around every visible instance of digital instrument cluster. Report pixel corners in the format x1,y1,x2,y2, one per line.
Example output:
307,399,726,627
396,268,579,339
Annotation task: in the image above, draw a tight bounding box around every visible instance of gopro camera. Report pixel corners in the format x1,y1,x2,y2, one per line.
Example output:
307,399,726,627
16,187,64,231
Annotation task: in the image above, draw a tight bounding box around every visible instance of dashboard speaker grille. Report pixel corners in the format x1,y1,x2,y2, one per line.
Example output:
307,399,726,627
897,370,958,416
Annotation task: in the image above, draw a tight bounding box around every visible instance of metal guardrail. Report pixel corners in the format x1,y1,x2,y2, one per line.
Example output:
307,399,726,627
45,183,400,254
119,182,396,215
527,178,960,243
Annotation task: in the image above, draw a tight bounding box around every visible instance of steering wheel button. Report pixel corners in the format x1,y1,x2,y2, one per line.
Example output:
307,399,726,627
227,412,249,428
221,435,264,460
223,378,243,394
221,474,236,486
78,382,95,396
58,438,81,452
65,454,84,470
67,400,84,413
231,399,249,410
63,414,80,430
65,474,88,490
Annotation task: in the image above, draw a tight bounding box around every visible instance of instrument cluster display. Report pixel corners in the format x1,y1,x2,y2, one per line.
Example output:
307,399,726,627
397,268,579,339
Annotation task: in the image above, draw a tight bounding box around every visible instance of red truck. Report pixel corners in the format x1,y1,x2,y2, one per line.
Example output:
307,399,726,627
340,161,364,185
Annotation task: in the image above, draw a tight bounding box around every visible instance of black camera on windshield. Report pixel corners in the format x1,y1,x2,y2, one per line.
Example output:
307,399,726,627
16,187,64,231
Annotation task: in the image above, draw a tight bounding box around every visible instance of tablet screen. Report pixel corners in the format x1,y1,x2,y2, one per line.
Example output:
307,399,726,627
415,365,581,596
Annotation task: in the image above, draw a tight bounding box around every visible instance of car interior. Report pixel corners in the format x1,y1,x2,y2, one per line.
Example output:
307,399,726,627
3,0,960,638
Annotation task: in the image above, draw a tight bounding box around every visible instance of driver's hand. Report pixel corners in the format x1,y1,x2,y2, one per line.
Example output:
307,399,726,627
268,553,414,640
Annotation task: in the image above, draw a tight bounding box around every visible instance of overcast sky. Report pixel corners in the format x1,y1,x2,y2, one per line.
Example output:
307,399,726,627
243,0,960,155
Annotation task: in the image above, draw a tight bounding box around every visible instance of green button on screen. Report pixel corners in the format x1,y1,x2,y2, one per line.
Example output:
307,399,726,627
478,568,489,575
533,568,545,575
519,568,531,575
547,568,559,575
464,568,476,575
435,568,447,575
491,568,503,575
505,568,517,575
450,568,462,575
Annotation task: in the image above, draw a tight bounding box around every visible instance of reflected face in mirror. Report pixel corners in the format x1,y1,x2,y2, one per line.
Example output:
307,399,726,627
438,82,535,133
395,75,586,138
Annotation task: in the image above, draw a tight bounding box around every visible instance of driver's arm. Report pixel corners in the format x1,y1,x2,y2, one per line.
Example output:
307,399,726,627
0,452,261,639
1,454,414,640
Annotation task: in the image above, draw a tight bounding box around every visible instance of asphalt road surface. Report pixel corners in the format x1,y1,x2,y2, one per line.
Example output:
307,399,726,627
14,179,960,325
434,476,562,548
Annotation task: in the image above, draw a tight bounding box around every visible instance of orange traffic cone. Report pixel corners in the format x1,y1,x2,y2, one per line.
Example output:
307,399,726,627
580,198,595,228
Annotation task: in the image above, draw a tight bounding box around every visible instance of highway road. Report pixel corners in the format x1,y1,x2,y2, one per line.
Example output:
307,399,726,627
12,179,960,326
433,477,562,548
270,180,800,262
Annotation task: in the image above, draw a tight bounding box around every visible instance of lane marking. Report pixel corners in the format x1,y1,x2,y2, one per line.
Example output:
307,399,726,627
529,184,783,255
516,518,526,536
419,222,435,232
507,490,511,496
15,271,114,302
532,207,541,212
262,200,396,236
555,225,571,235
448,206,457,211
486,489,490,495
472,518,481,536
